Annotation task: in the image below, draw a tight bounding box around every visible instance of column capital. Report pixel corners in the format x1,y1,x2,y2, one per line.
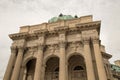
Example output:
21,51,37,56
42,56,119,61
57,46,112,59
38,44,44,51
17,46,25,53
83,40,90,45
10,46,17,54
59,41,66,48
92,38,100,44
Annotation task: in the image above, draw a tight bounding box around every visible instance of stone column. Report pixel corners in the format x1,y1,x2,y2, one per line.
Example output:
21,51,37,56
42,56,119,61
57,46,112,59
41,64,46,80
34,45,44,80
83,40,95,80
19,66,25,80
59,42,67,80
3,46,17,80
23,67,27,80
92,39,107,80
11,47,24,80
66,62,68,80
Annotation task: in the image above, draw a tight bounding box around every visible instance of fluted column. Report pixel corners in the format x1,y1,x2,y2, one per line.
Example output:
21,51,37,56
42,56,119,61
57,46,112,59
83,40,95,80
92,39,107,80
34,45,44,80
3,46,17,80
59,42,67,80
11,47,24,80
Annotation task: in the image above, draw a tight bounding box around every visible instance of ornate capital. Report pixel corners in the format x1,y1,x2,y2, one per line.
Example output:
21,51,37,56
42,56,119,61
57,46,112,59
59,41,66,48
83,40,90,45
38,44,44,51
17,46,25,53
10,46,17,54
92,38,100,44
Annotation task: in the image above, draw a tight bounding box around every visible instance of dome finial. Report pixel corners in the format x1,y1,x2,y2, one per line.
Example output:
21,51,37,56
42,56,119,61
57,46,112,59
74,15,78,18
59,13,63,17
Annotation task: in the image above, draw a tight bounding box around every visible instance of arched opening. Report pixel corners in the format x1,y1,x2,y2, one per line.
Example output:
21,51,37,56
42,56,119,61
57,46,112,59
25,59,36,80
68,55,87,80
45,57,59,80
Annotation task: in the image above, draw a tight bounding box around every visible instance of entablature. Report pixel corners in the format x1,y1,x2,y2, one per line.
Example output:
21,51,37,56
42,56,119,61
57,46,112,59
10,21,100,40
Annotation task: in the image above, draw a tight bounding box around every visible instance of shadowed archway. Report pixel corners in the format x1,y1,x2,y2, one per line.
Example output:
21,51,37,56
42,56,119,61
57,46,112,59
25,59,36,80
68,55,87,80
45,57,59,80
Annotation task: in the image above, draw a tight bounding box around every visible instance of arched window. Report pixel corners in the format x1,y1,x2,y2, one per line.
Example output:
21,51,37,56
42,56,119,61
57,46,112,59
74,66,84,71
53,67,59,79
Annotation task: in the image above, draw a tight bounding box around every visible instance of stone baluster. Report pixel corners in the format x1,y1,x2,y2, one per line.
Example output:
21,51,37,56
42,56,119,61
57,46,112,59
92,39,107,80
83,40,95,80
11,47,24,80
3,46,17,80
34,45,44,80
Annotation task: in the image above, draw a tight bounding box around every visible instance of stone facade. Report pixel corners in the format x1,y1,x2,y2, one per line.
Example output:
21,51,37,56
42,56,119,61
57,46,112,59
3,15,120,80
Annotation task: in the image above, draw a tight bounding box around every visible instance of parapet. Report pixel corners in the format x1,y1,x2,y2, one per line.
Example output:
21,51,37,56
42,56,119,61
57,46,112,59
19,15,93,33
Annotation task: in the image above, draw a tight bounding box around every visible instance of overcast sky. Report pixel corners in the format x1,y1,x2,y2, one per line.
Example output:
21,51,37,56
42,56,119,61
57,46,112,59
0,0,120,79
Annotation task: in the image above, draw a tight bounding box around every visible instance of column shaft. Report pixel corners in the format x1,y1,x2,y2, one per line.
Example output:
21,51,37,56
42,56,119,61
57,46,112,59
41,65,46,80
59,42,67,80
19,66,25,80
92,39,107,80
3,47,17,80
34,45,43,80
11,47,24,80
84,41,95,80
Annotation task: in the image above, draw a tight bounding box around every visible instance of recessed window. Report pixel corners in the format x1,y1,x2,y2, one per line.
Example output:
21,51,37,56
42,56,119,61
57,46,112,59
74,66,84,70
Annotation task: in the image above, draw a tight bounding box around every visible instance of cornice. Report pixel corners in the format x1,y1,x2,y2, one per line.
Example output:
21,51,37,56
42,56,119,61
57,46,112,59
34,29,48,36
54,26,69,33
9,21,101,40
9,32,28,40
76,21,101,35
102,52,112,59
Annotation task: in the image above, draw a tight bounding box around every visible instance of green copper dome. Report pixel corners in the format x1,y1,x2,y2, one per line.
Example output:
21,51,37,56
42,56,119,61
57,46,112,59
111,64,120,72
48,14,74,23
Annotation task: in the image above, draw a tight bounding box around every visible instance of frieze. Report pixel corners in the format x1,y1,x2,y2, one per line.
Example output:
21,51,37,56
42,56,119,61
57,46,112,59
67,33,81,42
26,40,38,47
44,44,59,56
46,36,59,44
82,29,99,40
12,39,26,47
67,41,83,54
24,47,37,59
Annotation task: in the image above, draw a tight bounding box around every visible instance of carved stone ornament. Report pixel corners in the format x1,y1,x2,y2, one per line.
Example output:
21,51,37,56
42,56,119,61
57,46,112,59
67,41,83,53
45,44,59,54
38,44,44,51
59,41,66,48
17,46,25,53
83,39,90,45
38,36,44,45
92,38,100,44
13,39,26,47
10,46,17,54
59,33,65,41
